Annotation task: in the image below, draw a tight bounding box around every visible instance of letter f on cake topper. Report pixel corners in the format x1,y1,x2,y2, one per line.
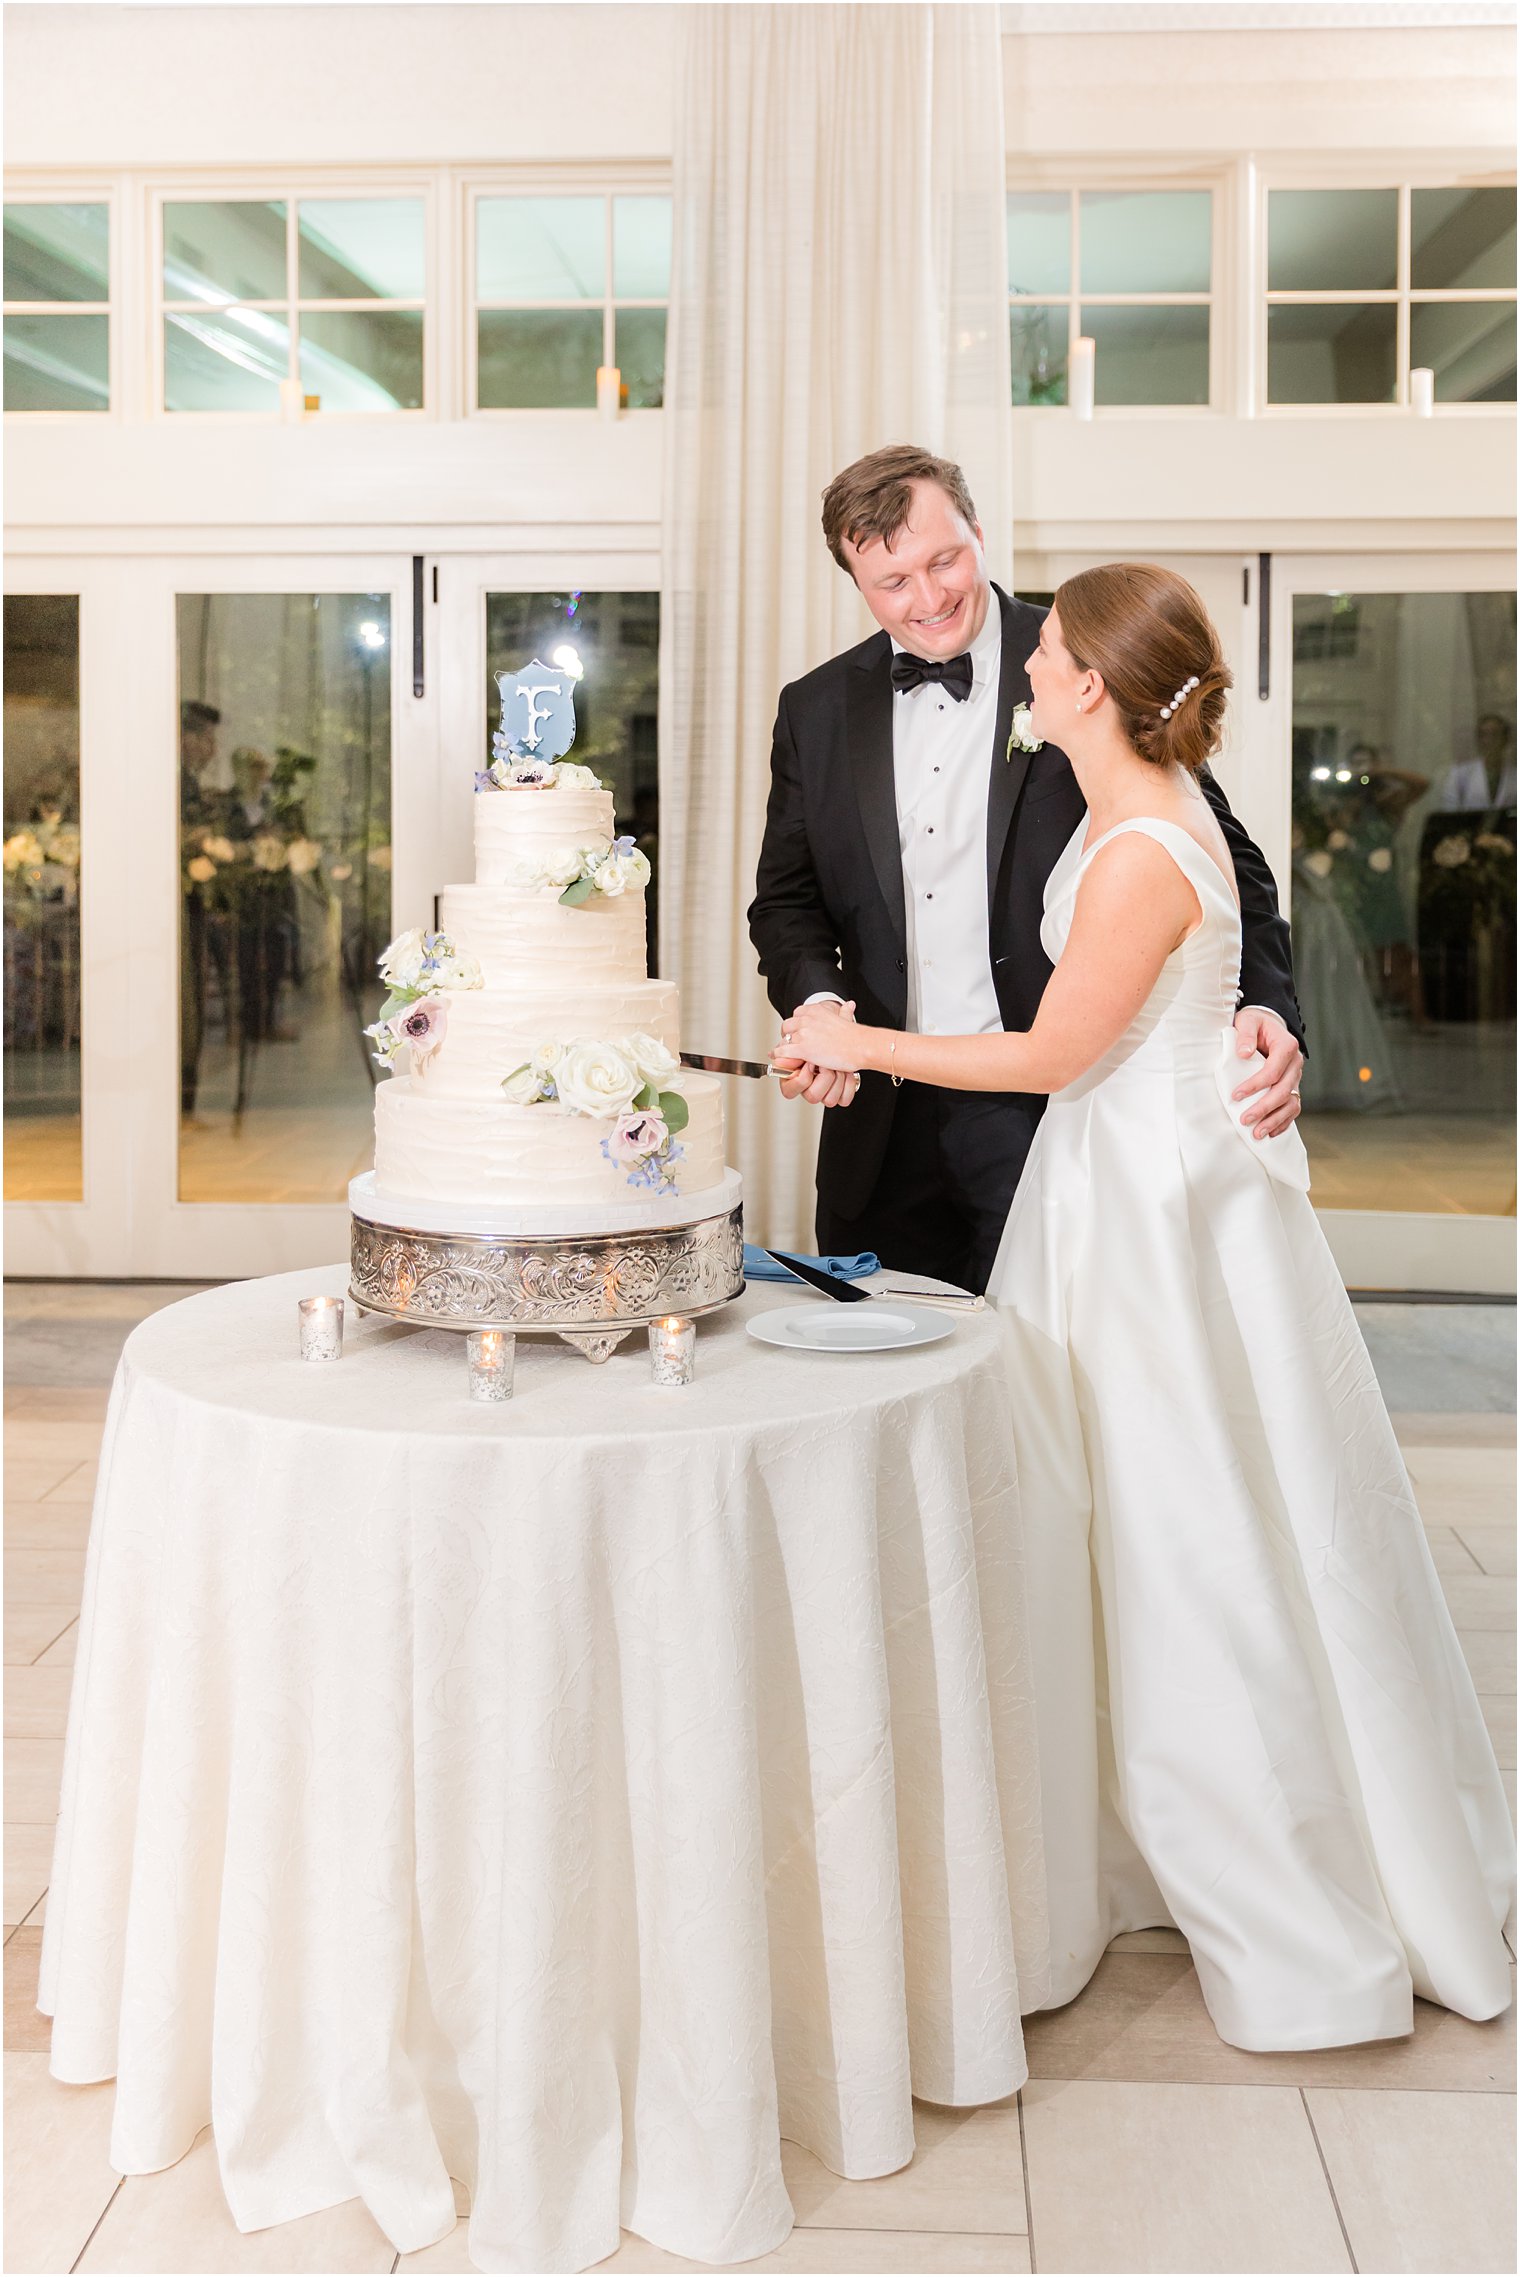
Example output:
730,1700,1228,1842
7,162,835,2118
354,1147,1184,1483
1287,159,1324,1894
496,662,578,761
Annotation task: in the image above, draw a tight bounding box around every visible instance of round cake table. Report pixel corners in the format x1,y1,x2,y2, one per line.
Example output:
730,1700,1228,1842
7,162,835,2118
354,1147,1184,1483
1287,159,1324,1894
39,1266,1051,2275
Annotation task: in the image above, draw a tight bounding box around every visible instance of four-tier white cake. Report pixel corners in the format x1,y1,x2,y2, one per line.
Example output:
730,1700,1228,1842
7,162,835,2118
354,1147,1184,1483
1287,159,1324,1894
354,756,736,1243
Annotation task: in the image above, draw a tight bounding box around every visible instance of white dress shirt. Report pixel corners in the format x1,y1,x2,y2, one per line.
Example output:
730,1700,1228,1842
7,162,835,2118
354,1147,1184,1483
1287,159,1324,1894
1437,756,1518,812
890,600,1005,1037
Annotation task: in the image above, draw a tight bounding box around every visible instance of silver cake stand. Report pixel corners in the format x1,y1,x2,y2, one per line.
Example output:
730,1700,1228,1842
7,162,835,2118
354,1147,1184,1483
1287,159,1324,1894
347,1171,745,1362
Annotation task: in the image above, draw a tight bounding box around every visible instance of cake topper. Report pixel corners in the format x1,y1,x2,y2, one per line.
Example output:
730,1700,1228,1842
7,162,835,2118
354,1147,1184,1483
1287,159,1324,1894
495,660,578,764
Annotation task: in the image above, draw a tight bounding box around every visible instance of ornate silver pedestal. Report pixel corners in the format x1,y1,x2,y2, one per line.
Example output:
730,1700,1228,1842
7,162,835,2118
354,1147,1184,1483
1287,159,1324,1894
349,1188,745,1361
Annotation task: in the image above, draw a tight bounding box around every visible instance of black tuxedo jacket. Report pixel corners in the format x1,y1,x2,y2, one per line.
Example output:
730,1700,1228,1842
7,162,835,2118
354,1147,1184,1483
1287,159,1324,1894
747,585,1306,1222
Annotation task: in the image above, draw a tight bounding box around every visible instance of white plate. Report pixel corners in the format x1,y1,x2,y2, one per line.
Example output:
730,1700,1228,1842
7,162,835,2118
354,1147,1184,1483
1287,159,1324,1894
746,1303,955,1354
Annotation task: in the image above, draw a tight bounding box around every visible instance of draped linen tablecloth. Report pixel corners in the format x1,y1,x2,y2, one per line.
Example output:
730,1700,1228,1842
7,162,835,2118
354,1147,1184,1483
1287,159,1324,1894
39,1267,1049,2274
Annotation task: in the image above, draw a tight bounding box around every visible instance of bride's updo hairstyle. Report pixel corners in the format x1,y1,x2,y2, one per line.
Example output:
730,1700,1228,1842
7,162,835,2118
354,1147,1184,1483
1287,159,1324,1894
1053,563,1231,778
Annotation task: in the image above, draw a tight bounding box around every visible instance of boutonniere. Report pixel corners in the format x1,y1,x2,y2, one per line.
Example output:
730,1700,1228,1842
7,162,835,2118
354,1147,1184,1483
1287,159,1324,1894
1008,704,1043,759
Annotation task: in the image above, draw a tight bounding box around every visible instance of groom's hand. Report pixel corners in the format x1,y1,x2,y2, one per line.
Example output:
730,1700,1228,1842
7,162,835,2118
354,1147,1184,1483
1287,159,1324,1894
1231,1008,1304,1139
776,1000,859,1108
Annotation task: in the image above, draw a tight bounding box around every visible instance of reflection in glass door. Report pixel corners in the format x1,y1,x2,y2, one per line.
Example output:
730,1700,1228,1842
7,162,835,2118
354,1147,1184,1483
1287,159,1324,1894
1290,588,1516,1222
176,592,392,1203
4,594,83,1200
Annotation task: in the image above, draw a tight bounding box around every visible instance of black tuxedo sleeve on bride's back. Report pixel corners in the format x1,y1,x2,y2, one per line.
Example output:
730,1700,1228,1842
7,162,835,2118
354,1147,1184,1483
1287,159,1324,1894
1200,769,1307,1054
747,688,847,1018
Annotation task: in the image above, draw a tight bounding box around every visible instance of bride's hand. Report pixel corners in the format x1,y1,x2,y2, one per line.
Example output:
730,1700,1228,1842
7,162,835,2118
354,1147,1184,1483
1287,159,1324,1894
775,1001,865,1075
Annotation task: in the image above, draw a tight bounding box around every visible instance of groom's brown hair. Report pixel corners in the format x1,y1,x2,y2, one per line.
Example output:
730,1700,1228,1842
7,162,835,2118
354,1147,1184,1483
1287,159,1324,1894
822,445,979,572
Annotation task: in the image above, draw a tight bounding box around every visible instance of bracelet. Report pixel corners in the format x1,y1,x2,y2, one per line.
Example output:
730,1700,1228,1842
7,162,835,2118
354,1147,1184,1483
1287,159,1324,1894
889,1037,903,1089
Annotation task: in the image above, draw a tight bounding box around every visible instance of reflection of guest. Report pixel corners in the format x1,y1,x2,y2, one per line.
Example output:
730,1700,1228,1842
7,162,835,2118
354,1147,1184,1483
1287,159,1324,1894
180,699,233,1115
228,746,298,1045
1338,743,1428,1025
1437,715,1517,813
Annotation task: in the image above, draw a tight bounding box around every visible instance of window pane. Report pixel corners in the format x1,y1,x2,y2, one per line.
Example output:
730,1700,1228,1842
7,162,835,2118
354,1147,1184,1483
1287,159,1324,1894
1411,187,1516,291
165,309,288,411
5,595,82,1200
1007,192,1070,296
613,196,672,299
484,591,659,959
1290,589,1515,1218
477,308,601,408
163,200,287,303
1410,301,1517,404
4,203,108,303
1010,303,1068,404
1268,188,1397,292
177,594,392,1202
298,199,425,300
476,197,603,301
614,307,665,407
1267,302,1396,404
4,314,109,411
1080,190,1211,295
300,310,423,410
1083,305,1209,405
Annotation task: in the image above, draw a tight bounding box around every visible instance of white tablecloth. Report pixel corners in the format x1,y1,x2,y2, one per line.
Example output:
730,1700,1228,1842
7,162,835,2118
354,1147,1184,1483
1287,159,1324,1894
40,1267,1049,2273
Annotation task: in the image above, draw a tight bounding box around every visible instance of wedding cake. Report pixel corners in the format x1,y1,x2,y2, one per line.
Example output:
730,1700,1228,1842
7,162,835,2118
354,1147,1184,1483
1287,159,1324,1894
351,660,736,1247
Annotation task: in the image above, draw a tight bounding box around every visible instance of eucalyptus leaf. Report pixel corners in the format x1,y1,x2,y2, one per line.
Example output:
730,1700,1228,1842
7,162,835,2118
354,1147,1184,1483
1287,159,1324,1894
659,1090,690,1135
558,876,596,907
377,989,413,1021
633,1082,659,1112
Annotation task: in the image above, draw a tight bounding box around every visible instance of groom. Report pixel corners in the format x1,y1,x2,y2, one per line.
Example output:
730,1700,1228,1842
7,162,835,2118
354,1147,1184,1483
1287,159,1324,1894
748,444,1306,1293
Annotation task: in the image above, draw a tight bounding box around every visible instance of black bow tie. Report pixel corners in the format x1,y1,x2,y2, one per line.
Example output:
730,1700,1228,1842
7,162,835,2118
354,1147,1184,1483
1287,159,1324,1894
891,649,974,702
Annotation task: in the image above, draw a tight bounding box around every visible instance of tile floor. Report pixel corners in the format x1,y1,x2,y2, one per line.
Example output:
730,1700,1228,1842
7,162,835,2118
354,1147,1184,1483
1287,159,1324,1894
4,1292,1516,2275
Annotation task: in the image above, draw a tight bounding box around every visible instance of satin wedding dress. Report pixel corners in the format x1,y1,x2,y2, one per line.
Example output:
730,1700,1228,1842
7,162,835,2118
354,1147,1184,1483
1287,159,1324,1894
988,815,1514,2051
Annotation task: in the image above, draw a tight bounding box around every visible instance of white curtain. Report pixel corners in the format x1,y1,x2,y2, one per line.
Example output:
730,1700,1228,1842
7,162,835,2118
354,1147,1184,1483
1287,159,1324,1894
659,2,1012,1250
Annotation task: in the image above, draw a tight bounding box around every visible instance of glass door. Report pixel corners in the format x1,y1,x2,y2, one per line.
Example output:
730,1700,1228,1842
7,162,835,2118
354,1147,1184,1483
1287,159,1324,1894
4,553,434,1280
1267,554,1516,1293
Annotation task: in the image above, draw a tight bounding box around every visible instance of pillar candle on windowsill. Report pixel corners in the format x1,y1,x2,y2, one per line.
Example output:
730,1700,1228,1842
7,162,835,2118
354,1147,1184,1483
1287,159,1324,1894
1410,367,1435,417
597,365,622,421
1069,336,1095,421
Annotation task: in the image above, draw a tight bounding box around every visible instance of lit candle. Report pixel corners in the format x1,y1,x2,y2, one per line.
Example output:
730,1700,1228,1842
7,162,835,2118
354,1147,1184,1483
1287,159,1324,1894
596,364,622,421
467,1328,516,1402
1410,366,1435,418
1069,336,1095,421
648,1315,696,1388
298,1295,344,1362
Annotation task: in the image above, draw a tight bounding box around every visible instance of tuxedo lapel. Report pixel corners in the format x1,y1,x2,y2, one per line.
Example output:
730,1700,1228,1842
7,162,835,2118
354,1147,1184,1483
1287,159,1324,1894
986,584,1033,909
847,639,907,948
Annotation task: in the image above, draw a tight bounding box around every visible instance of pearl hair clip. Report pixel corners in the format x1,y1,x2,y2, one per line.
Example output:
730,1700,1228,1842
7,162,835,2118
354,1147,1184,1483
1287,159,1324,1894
1160,675,1199,720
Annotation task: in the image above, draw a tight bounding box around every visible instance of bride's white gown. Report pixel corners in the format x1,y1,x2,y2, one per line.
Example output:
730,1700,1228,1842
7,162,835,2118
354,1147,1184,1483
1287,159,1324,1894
988,816,1514,2051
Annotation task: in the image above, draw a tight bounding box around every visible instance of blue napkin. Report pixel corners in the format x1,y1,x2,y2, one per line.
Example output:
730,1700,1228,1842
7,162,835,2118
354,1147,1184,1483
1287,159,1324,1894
743,1245,880,1283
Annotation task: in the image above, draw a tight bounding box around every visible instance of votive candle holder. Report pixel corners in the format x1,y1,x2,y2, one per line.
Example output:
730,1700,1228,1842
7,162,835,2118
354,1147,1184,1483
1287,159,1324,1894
467,1329,516,1402
298,1295,344,1362
648,1315,696,1388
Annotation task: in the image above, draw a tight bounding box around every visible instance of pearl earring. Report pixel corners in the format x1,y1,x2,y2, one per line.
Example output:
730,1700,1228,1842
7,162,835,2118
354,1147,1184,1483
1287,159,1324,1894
1075,701,1083,712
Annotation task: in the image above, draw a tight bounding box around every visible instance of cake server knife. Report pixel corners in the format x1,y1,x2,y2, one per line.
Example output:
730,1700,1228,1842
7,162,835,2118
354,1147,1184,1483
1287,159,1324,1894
680,1052,775,1078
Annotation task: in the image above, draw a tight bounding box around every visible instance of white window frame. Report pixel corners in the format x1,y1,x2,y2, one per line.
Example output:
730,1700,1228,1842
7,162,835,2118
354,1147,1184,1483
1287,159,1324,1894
463,165,671,420
1004,158,1233,417
2,183,120,422
1257,157,1516,419
150,173,439,423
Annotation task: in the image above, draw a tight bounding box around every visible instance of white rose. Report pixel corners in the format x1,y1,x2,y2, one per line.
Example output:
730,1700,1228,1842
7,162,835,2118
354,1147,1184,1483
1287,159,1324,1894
554,1040,642,1117
623,1031,680,1090
286,837,322,875
1303,850,1334,879
546,844,588,887
379,926,429,989
591,857,627,897
621,847,652,890
252,834,288,872
438,946,483,991
1367,847,1394,873
531,1040,566,1076
498,851,550,890
501,1064,546,1105
555,763,602,790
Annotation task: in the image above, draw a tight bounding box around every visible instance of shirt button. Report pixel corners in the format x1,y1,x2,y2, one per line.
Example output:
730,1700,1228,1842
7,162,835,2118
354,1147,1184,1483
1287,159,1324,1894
933,765,940,773
926,892,934,900
926,826,934,834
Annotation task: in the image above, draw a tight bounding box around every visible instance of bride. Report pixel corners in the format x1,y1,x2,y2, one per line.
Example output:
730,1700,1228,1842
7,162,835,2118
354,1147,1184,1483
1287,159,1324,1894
779,563,1514,2054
